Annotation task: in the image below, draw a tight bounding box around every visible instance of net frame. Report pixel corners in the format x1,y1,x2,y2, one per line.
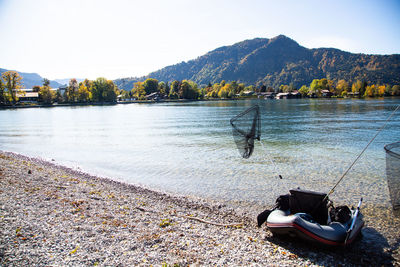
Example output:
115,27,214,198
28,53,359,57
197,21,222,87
385,141,400,210
230,105,261,159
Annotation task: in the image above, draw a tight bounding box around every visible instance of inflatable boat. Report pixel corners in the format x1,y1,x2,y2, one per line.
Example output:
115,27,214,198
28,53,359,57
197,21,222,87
267,208,364,246
259,189,364,246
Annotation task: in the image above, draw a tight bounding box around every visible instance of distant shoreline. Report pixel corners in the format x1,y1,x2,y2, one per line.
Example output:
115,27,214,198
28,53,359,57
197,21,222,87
1,96,399,110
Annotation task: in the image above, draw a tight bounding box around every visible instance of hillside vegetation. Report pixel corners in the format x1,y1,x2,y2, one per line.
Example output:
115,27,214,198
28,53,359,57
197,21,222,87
115,35,400,90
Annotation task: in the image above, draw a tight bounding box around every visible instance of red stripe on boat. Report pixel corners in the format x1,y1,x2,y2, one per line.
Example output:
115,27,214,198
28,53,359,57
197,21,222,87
267,222,343,246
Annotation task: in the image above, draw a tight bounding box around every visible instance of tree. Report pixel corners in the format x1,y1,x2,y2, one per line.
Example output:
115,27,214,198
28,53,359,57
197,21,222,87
158,81,166,95
2,71,22,104
238,83,245,93
280,84,290,93
377,85,386,97
392,85,400,96
351,80,368,97
91,77,117,102
77,83,91,102
143,78,159,95
218,83,232,98
132,82,146,99
39,85,55,104
364,85,375,97
43,78,50,86
206,82,221,98
360,81,368,96
82,79,93,90
178,81,188,99
309,79,320,97
103,80,118,102
336,79,349,96
66,78,79,102
169,80,180,99
198,87,206,99
119,89,130,101
351,80,361,95
385,85,392,96
298,85,309,96
165,81,170,96
0,78,6,104
55,90,63,103
231,81,239,94
179,80,199,99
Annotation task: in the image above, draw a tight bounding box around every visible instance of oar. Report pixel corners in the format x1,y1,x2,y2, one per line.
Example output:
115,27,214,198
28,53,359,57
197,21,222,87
344,197,363,245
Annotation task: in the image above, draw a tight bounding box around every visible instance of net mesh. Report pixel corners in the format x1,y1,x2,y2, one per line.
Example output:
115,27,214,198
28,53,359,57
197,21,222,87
385,141,400,210
230,105,261,159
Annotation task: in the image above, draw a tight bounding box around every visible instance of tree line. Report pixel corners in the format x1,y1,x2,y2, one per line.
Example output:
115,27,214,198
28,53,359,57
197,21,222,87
0,71,119,105
295,78,400,98
118,77,400,100
119,79,262,101
1,70,399,106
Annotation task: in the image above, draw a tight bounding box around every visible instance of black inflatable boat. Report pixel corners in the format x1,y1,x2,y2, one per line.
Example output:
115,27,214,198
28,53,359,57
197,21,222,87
260,189,364,246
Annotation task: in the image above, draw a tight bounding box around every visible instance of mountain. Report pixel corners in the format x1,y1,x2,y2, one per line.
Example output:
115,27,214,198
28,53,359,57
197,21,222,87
53,78,85,86
0,68,63,88
116,35,400,90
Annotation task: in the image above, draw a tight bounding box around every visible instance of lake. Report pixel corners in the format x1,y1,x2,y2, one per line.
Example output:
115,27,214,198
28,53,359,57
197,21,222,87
1,98,400,208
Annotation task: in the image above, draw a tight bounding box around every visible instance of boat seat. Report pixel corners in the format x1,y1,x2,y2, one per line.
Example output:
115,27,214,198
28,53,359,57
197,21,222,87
289,189,329,225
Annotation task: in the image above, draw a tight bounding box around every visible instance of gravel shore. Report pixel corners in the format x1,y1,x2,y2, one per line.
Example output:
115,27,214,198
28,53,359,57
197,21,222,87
0,151,399,266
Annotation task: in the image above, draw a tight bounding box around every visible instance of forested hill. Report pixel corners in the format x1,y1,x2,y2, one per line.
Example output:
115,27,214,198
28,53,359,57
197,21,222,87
116,35,400,90
0,68,62,89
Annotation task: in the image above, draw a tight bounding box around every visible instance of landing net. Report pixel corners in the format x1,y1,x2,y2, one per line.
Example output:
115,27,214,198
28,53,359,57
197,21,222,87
385,141,400,210
230,105,261,159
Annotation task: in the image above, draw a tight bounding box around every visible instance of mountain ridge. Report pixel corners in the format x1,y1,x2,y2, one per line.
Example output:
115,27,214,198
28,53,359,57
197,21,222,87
115,35,400,90
0,68,63,89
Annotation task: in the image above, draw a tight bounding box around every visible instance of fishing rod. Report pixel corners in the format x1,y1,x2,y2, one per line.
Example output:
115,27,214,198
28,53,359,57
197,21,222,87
323,104,400,202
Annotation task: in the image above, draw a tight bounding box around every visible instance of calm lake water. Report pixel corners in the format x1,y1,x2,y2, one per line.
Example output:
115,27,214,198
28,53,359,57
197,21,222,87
1,98,400,208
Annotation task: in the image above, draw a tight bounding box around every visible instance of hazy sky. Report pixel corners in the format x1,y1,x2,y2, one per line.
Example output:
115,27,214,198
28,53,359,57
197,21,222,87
1,0,399,80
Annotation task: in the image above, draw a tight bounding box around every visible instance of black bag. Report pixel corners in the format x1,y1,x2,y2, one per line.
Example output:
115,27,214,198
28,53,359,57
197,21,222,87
329,205,351,223
276,194,290,210
289,189,328,225
257,194,290,227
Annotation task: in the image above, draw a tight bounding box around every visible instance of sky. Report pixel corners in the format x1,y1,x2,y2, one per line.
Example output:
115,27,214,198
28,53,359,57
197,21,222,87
0,0,399,80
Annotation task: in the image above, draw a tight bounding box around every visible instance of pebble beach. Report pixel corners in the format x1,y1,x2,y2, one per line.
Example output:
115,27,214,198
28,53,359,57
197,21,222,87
1,151,399,266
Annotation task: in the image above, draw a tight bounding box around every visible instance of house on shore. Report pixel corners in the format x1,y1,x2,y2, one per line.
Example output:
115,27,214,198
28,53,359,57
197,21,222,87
145,92,165,101
322,89,333,98
347,92,360,97
15,87,63,103
290,90,301,98
16,89,38,103
257,92,276,99
275,92,289,99
275,91,301,99
16,91,39,102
